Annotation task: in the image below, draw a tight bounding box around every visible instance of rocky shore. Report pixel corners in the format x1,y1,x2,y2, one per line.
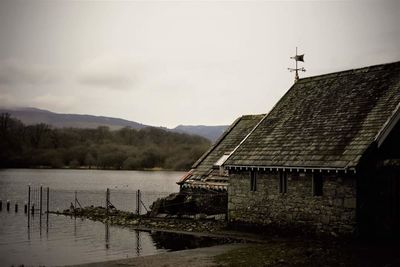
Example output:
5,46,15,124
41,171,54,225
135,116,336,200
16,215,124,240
52,206,228,234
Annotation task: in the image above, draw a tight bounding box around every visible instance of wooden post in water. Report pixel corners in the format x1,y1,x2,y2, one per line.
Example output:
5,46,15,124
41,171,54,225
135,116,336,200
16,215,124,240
7,200,10,212
28,185,31,212
46,187,49,229
40,186,43,215
0,199,2,211
106,188,110,215
15,202,18,212
28,185,31,227
24,202,28,213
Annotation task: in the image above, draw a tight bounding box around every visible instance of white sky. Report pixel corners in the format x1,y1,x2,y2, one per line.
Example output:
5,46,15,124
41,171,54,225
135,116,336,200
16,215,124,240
0,0,399,128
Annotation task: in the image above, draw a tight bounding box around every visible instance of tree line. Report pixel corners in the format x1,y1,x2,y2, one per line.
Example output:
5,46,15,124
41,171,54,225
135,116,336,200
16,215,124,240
0,113,211,170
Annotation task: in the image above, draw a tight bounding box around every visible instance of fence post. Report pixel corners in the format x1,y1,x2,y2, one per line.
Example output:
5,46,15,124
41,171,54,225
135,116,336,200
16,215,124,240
136,189,141,215
46,187,49,214
28,185,31,226
106,188,110,215
40,186,43,215
74,191,77,211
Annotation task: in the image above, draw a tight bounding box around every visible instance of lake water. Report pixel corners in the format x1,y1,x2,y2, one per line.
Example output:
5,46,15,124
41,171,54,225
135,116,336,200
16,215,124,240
0,169,226,266
0,169,182,213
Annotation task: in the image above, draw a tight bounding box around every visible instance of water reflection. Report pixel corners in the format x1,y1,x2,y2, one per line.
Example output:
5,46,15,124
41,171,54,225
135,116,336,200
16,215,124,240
26,209,49,241
103,224,143,257
150,231,232,251
27,212,146,258
136,230,142,256
105,222,110,249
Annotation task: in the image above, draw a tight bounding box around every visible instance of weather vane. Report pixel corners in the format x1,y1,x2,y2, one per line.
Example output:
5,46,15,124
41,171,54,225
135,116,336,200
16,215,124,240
288,47,306,82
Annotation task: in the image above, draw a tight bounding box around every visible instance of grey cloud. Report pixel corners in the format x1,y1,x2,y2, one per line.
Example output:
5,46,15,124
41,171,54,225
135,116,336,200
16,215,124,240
78,73,134,90
77,58,139,90
0,60,58,85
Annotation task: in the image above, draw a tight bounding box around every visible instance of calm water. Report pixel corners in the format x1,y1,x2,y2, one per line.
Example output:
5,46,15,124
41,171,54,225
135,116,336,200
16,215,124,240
0,169,226,266
0,168,182,213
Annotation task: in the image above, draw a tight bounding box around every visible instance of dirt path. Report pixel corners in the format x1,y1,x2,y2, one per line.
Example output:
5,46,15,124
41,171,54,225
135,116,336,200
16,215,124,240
63,244,244,267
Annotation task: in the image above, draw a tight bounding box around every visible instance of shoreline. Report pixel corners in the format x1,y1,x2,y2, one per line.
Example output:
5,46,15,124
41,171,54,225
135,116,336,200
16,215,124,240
54,207,400,267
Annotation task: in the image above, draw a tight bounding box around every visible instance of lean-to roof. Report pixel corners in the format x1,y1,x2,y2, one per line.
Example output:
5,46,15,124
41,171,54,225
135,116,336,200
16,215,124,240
178,114,264,189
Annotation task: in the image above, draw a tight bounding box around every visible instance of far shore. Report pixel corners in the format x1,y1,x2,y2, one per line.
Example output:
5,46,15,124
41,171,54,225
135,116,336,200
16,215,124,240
0,166,187,172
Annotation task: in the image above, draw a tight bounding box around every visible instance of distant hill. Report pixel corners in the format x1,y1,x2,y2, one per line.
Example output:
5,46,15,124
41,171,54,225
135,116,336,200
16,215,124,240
0,107,147,130
172,125,228,142
0,107,228,142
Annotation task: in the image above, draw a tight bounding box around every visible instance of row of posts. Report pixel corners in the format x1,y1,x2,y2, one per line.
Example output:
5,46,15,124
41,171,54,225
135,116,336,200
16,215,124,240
28,186,49,215
0,186,49,215
0,199,19,212
2,187,143,215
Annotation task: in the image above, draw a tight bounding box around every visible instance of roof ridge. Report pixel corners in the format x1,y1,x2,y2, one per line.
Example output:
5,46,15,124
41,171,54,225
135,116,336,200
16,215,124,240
224,113,269,165
298,60,400,83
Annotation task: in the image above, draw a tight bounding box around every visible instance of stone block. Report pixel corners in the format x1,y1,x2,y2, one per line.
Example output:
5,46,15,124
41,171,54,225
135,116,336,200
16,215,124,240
333,198,344,207
343,198,356,209
321,216,330,224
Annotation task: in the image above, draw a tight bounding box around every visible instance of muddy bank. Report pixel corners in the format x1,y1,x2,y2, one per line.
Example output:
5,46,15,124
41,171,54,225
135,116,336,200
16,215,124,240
65,244,244,267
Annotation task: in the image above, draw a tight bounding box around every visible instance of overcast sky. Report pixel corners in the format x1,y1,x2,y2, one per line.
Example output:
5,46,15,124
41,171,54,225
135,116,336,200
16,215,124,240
0,0,399,128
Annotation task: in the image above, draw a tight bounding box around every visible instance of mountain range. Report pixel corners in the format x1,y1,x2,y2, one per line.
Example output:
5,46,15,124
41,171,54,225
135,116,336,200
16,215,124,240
0,107,228,142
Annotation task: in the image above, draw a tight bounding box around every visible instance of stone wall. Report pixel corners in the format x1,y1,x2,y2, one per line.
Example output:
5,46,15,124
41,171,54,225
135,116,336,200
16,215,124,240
228,171,357,235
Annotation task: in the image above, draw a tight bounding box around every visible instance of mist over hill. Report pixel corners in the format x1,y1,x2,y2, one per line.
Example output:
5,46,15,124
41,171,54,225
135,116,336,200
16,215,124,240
0,107,228,142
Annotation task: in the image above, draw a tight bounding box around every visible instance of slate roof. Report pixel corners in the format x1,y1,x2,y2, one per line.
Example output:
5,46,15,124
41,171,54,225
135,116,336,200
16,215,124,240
178,114,264,190
225,61,400,170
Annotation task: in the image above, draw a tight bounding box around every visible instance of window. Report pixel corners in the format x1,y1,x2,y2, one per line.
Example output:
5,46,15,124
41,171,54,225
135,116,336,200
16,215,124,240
279,171,288,194
312,173,323,196
250,171,257,191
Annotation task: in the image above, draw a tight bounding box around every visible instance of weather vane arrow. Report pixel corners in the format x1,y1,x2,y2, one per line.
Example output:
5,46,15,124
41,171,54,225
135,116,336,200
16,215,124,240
288,47,306,82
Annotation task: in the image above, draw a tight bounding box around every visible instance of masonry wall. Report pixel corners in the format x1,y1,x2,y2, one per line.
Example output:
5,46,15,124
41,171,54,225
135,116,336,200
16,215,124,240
228,171,357,235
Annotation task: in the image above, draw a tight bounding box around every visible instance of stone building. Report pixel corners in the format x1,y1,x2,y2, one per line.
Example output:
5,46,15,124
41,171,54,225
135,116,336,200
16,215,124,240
178,114,264,191
223,61,400,237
